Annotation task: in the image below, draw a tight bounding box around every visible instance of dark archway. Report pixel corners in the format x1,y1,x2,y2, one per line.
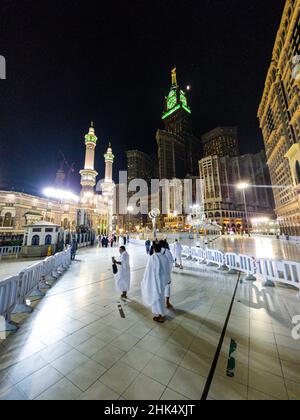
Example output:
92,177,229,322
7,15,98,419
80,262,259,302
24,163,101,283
296,161,300,184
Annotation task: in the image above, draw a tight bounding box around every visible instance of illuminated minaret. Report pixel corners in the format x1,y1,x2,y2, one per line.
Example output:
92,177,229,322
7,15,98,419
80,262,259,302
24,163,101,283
80,122,98,199
101,143,115,233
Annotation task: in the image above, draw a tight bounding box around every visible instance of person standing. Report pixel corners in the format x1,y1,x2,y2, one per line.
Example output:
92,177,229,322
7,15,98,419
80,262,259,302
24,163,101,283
174,239,183,269
149,239,158,256
71,239,77,261
113,246,131,299
160,240,174,309
141,242,170,323
110,235,114,248
119,235,124,247
145,239,151,255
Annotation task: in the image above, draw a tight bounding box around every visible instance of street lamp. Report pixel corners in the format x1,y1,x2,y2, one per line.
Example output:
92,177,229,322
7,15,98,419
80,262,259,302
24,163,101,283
237,183,251,237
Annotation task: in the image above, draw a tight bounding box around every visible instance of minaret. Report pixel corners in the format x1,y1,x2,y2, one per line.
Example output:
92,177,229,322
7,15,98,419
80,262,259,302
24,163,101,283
104,143,114,183
80,122,98,199
101,143,115,233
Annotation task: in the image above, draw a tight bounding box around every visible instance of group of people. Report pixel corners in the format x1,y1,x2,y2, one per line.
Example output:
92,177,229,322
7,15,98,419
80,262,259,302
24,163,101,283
145,238,183,269
98,234,130,248
113,238,184,324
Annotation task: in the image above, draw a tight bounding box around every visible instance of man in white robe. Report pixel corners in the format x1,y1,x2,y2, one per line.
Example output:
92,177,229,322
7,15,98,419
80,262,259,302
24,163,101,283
174,239,183,269
141,242,170,323
119,235,124,247
113,246,131,299
160,240,174,309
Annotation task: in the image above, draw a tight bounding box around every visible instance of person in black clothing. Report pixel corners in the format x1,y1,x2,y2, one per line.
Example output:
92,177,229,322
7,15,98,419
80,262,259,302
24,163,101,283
145,239,151,254
149,239,159,256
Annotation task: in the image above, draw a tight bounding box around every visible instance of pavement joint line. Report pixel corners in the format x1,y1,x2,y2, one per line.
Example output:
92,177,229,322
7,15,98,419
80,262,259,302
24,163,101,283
201,272,241,400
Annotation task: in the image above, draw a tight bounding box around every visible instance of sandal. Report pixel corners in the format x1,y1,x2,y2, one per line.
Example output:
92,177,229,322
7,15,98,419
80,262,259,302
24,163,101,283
153,316,165,323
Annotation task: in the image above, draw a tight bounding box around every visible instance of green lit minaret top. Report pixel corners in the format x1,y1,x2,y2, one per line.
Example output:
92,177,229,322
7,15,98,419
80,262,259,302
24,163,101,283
85,121,98,144
104,142,115,163
162,68,191,120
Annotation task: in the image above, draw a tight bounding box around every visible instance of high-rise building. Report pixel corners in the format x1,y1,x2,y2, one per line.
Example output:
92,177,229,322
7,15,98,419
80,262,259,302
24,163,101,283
157,68,201,179
201,127,239,158
258,0,300,236
79,122,98,200
199,151,275,232
126,150,154,184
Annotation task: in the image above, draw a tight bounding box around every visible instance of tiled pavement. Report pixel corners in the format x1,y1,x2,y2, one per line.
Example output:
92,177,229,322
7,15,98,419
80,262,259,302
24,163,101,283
0,244,300,400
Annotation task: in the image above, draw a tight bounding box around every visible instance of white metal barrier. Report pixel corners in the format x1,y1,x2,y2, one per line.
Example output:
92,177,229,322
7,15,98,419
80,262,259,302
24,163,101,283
256,258,300,294
182,245,191,259
0,246,72,334
0,276,19,333
0,246,22,260
204,249,227,270
239,254,257,281
169,243,175,257
190,246,199,261
225,252,240,274
130,242,300,296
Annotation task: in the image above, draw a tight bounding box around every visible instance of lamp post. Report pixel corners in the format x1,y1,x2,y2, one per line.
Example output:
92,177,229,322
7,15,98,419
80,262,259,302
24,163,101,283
237,183,251,237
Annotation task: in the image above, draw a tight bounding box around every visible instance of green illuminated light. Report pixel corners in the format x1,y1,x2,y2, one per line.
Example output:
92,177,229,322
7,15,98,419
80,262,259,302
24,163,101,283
182,104,192,114
162,103,191,120
162,104,181,120
167,90,177,110
180,90,187,107
85,134,97,143
104,153,114,163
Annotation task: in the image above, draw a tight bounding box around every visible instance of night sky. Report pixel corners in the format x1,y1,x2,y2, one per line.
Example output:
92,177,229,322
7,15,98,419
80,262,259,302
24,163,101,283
0,0,286,195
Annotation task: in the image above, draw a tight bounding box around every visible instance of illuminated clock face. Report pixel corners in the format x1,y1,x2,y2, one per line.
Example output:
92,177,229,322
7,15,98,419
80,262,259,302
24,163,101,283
167,90,177,110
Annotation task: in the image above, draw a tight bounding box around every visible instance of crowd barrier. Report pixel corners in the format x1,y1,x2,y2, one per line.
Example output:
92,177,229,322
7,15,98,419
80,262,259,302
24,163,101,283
0,246,72,334
173,245,300,297
0,246,22,260
256,258,300,290
128,239,300,296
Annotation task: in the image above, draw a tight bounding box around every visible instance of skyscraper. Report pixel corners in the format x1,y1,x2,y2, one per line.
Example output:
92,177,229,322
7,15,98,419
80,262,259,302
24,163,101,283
258,0,300,236
157,68,201,179
199,151,275,232
126,150,154,184
202,127,239,158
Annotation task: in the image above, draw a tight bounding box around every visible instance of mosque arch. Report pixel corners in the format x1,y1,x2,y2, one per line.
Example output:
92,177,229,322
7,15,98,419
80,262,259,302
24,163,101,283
31,235,40,246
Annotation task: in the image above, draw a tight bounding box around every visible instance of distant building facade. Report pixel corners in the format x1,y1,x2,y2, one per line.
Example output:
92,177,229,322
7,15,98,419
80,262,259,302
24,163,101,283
202,127,239,158
157,68,201,179
199,151,275,232
258,0,300,236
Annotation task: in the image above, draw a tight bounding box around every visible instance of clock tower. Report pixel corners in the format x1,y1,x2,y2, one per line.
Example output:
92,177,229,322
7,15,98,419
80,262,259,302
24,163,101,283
157,68,201,179
162,68,192,135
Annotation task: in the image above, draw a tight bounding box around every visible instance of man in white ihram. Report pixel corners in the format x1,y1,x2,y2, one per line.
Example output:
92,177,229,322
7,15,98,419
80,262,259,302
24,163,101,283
160,240,174,309
174,239,183,269
141,242,170,323
113,246,131,300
